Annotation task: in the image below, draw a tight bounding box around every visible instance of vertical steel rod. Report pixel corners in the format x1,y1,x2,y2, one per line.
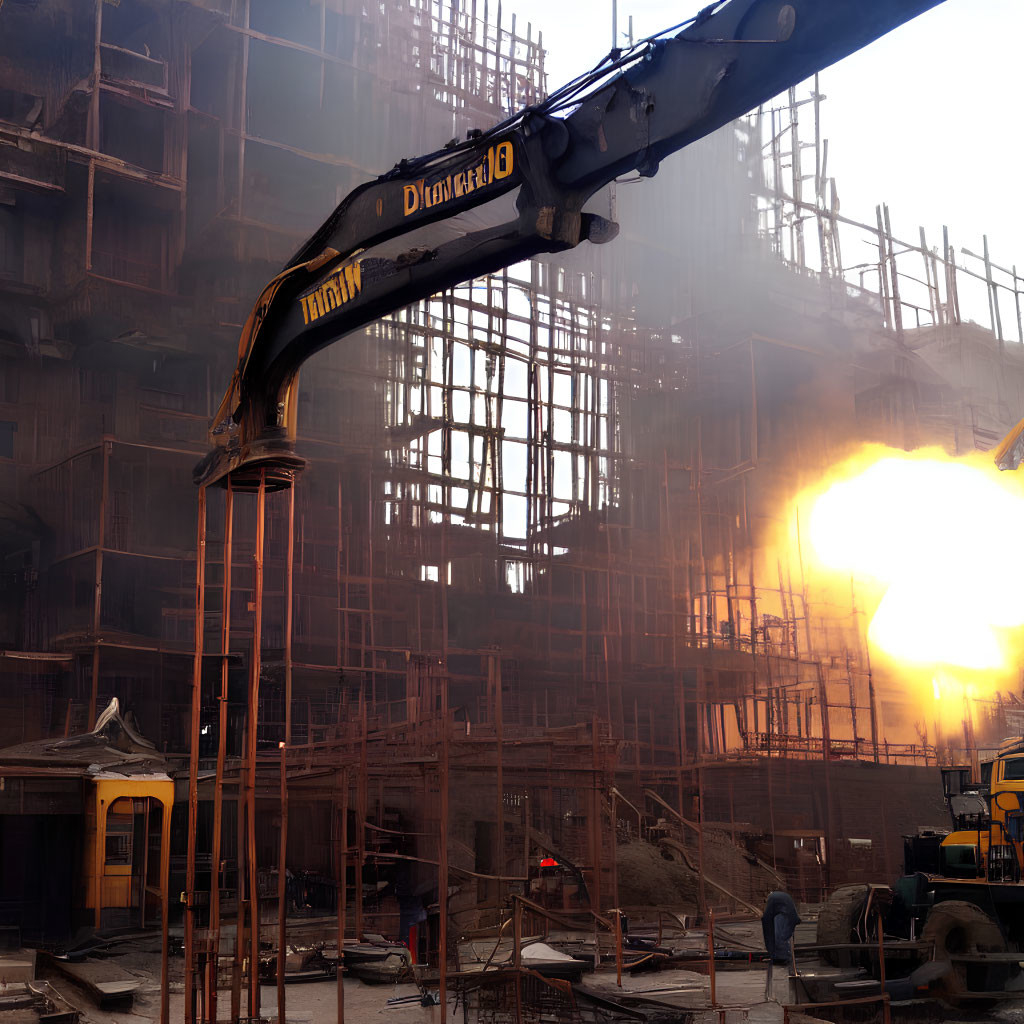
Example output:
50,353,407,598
185,485,207,1024
1014,264,1023,343
337,769,348,1024
877,908,890,1024
83,0,101,273
513,897,523,1023
883,204,904,343
209,480,232,1024
494,654,504,914
513,896,522,969
439,672,450,1019
284,483,294,745
615,907,622,988
232,766,244,1022
708,907,717,1008
277,479,295,1024
277,741,288,1024
160,792,171,1024
247,469,267,1017
356,695,366,940
88,439,110,739
590,717,602,914
611,791,618,921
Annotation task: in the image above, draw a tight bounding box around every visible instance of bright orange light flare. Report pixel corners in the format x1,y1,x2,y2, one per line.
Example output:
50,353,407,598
795,445,1024,674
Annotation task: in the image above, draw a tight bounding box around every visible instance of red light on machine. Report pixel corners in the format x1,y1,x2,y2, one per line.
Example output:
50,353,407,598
539,857,558,868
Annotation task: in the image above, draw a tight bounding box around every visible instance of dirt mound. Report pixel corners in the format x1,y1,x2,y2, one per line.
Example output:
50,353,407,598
616,840,699,910
616,831,781,914
699,828,780,908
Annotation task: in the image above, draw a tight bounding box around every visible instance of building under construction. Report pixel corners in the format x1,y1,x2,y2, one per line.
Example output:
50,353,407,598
2,0,1024,1018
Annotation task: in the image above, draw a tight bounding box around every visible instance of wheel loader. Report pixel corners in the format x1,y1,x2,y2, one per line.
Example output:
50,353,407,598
816,739,1024,998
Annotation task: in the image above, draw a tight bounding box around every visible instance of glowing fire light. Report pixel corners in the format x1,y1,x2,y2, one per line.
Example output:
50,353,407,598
797,445,1024,674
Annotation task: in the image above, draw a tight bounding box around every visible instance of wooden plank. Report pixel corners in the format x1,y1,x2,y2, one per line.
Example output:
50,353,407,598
40,955,141,1011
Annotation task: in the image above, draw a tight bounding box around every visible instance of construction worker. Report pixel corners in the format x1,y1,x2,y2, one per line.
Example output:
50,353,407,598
761,890,800,1001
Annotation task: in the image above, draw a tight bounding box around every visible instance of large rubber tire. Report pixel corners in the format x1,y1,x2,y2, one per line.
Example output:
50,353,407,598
815,884,869,967
921,900,1009,1001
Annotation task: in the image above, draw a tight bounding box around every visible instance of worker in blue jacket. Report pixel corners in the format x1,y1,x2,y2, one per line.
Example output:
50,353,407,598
762,891,800,1000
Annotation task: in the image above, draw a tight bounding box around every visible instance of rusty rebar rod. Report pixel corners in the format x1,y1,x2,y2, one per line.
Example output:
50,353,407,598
247,469,267,1017
284,481,294,745
708,907,717,1008
185,485,207,1024
87,438,110,743
232,765,244,1023
160,791,171,1024
439,673,450,1018
277,741,288,1024
208,480,232,1024
336,767,348,1024
356,694,366,940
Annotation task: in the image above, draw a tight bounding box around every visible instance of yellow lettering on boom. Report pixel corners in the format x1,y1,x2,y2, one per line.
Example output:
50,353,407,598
344,261,361,298
323,278,342,311
401,143,515,218
297,258,364,327
494,140,513,179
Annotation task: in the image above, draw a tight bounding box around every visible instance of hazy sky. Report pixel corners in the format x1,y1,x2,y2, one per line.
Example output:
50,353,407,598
502,0,1024,273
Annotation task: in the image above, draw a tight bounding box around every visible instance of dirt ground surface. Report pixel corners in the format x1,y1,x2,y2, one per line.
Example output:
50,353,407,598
25,930,815,1024
35,953,788,1024
32,925,1024,1024
35,950,440,1024
31,938,797,1024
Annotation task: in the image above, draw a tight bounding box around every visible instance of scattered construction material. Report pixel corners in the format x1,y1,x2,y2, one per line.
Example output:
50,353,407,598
39,956,140,1012
0,982,80,1024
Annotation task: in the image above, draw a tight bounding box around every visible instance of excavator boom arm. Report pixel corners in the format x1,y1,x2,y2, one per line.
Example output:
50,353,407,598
196,0,945,488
